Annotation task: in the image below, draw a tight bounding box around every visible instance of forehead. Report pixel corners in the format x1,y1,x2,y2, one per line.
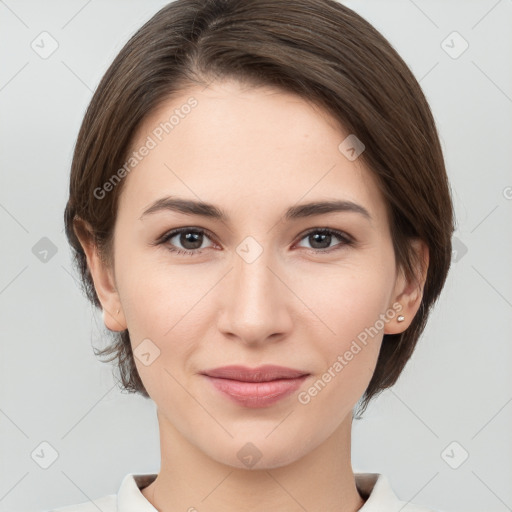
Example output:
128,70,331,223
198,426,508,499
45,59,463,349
118,79,387,226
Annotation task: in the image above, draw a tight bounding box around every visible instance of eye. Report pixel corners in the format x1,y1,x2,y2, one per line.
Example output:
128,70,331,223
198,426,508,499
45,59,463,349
158,227,216,256
295,228,354,253
156,226,354,257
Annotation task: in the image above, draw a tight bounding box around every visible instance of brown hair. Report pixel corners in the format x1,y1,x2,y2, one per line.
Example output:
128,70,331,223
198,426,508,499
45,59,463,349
64,0,455,417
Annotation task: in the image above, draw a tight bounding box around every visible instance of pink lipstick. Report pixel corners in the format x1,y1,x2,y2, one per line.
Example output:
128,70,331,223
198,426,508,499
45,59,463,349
201,365,309,408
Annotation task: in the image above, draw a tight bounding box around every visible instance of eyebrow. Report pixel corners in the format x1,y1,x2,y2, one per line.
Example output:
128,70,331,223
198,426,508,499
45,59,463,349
139,196,372,222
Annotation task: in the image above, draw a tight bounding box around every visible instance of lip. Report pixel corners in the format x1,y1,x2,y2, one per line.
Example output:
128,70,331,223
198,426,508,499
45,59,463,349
201,364,308,382
201,365,310,408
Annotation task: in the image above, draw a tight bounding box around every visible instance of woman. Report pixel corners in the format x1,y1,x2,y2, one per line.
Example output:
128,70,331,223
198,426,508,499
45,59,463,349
59,0,455,510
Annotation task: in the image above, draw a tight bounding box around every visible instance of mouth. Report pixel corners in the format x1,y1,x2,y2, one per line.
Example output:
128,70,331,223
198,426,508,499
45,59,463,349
200,365,310,408
201,364,309,382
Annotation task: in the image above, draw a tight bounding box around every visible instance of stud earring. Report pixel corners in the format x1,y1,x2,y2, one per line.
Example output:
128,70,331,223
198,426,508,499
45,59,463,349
397,315,405,322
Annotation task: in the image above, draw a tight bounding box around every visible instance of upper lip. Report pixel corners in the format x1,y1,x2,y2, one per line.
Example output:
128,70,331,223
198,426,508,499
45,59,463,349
201,365,309,382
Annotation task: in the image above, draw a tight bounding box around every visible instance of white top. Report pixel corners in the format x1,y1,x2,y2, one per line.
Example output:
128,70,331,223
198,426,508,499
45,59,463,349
50,472,437,511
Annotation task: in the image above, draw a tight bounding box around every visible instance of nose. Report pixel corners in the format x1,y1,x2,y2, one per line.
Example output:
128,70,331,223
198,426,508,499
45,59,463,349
216,246,294,347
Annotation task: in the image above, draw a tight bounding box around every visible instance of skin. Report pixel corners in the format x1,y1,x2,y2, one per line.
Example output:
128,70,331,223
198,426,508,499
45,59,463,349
78,78,428,512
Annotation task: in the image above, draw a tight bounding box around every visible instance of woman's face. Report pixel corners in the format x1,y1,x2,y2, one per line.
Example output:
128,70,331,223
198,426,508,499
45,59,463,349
91,79,415,469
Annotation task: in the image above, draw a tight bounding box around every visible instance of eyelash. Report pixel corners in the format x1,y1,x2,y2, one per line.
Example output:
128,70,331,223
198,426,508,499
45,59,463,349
157,227,354,256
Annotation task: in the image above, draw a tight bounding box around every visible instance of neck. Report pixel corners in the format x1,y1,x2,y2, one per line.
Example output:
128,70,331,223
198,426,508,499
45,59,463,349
142,411,365,512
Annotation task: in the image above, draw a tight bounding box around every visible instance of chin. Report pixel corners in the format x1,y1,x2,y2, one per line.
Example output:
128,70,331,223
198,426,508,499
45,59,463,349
200,434,309,471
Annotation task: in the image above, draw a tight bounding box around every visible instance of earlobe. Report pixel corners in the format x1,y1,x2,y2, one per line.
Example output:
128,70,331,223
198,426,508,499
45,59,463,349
73,218,127,332
385,239,429,335
101,307,126,332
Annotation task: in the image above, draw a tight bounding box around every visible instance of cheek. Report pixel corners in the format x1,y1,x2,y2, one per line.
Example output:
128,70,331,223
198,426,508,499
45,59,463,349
300,261,394,339
115,253,215,388
116,245,202,332
295,275,388,419
295,261,393,389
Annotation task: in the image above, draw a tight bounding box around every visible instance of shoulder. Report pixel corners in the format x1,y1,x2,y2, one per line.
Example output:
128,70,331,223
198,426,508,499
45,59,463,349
47,494,116,512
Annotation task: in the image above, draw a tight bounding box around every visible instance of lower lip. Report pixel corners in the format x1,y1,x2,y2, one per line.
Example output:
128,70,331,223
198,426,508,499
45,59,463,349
203,375,308,408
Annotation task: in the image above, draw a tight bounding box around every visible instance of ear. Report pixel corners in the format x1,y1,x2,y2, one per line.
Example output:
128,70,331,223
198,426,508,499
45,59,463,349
385,238,429,335
73,218,127,332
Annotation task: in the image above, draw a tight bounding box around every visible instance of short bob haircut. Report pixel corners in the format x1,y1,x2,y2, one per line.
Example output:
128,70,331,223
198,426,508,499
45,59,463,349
64,0,455,417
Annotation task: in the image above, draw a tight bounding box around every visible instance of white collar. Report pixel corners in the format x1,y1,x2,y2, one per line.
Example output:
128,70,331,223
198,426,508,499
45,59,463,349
116,472,434,511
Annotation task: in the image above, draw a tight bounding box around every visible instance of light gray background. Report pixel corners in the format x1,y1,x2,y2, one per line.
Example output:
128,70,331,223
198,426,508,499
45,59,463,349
1,1,511,511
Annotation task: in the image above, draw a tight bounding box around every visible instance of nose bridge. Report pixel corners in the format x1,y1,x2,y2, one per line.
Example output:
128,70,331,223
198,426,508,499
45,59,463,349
218,241,292,343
